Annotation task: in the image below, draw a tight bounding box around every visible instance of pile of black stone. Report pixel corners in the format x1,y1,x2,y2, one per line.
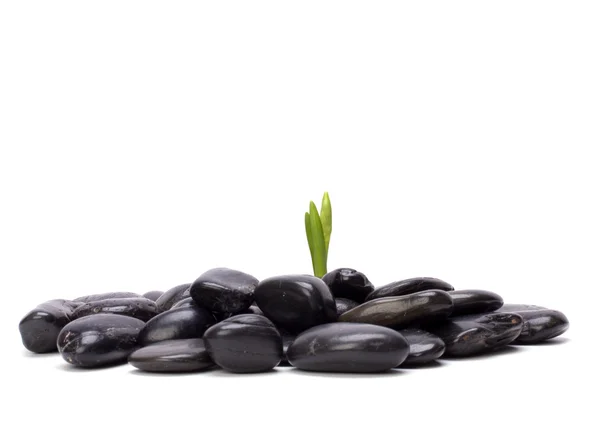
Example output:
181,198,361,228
18,268,569,373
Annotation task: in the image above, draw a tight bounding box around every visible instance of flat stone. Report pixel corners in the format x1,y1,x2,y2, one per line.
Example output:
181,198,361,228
335,298,359,316
248,304,264,316
171,297,196,309
496,304,569,343
57,314,145,368
287,323,410,373
142,291,163,302
338,290,454,329
425,312,524,357
128,339,215,372
204,314,282,373
19,299,81,353
138,306,216,346
366,277,454,301
322,268,374,303
190,268,259,314
72,297,158,322
398,329,446,365
155,284,191,312
73,292,141,303
254,275,337,334
449,290,503,316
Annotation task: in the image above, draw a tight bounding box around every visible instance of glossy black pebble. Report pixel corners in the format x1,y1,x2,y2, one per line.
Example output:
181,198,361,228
190,268,259,314
128,339,215,372
425,312,524,357
19,299,81,353
278,333,296,366
204,314,282,373
73,292,141,303
366,277,453,301
322,268,374,303
255,275,337,334
138,306,216,346
339,290,454,329
143,291,164,302
287,323,410,373
335,298,359,316
155,284,191,312
449,289,504,316
72,297,158,322
496,304,569,343
399,329,446,365
57,314,144,368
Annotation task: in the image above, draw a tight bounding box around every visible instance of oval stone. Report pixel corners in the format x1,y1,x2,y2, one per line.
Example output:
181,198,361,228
254,275,337,334
287,323,410,373
71,297,158,322
449,290,504,316
142,291,163,302
335,298,359,316
425,312,524,357
138,306,216,346
322,268,374,303
19,299,81,353
399,329,446,365
338,290,454,329
190,268,259,314
496,304,569,343
155,284,191,312
204,314,282,373
366,277,454,301
73,292,141,303
57,314,144,368
128,339,215,373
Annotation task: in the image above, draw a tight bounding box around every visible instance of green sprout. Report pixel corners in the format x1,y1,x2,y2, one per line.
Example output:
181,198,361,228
305,192,332,277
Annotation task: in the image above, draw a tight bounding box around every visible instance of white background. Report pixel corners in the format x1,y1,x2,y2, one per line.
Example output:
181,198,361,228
1,1,598,426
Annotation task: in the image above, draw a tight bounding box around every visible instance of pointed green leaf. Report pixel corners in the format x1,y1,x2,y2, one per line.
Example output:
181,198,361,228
305,211,316,273
309,201,327,277
320,191,332,257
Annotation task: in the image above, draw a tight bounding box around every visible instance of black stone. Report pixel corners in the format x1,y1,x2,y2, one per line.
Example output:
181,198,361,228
287,323,410,373
72,297,158,322
425,312,524,357
171,297,196,309
190,268,259,314
399,329,446,365
254,275,337,334
366,277,453,301
248,304,265,316
57,314,144,368
335,298,359,316
204,314,282,373
128,339,215,373
496,304,569,343
449,289,504,316
142,291,163,302
338,290,454,329
138,306,216,346
73,292,141,303
19,299,81,353
322,268,374,303
278,333,296,366
155,284,191,312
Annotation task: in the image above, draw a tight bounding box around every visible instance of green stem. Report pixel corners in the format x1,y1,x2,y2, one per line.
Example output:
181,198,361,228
309,201,327,277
